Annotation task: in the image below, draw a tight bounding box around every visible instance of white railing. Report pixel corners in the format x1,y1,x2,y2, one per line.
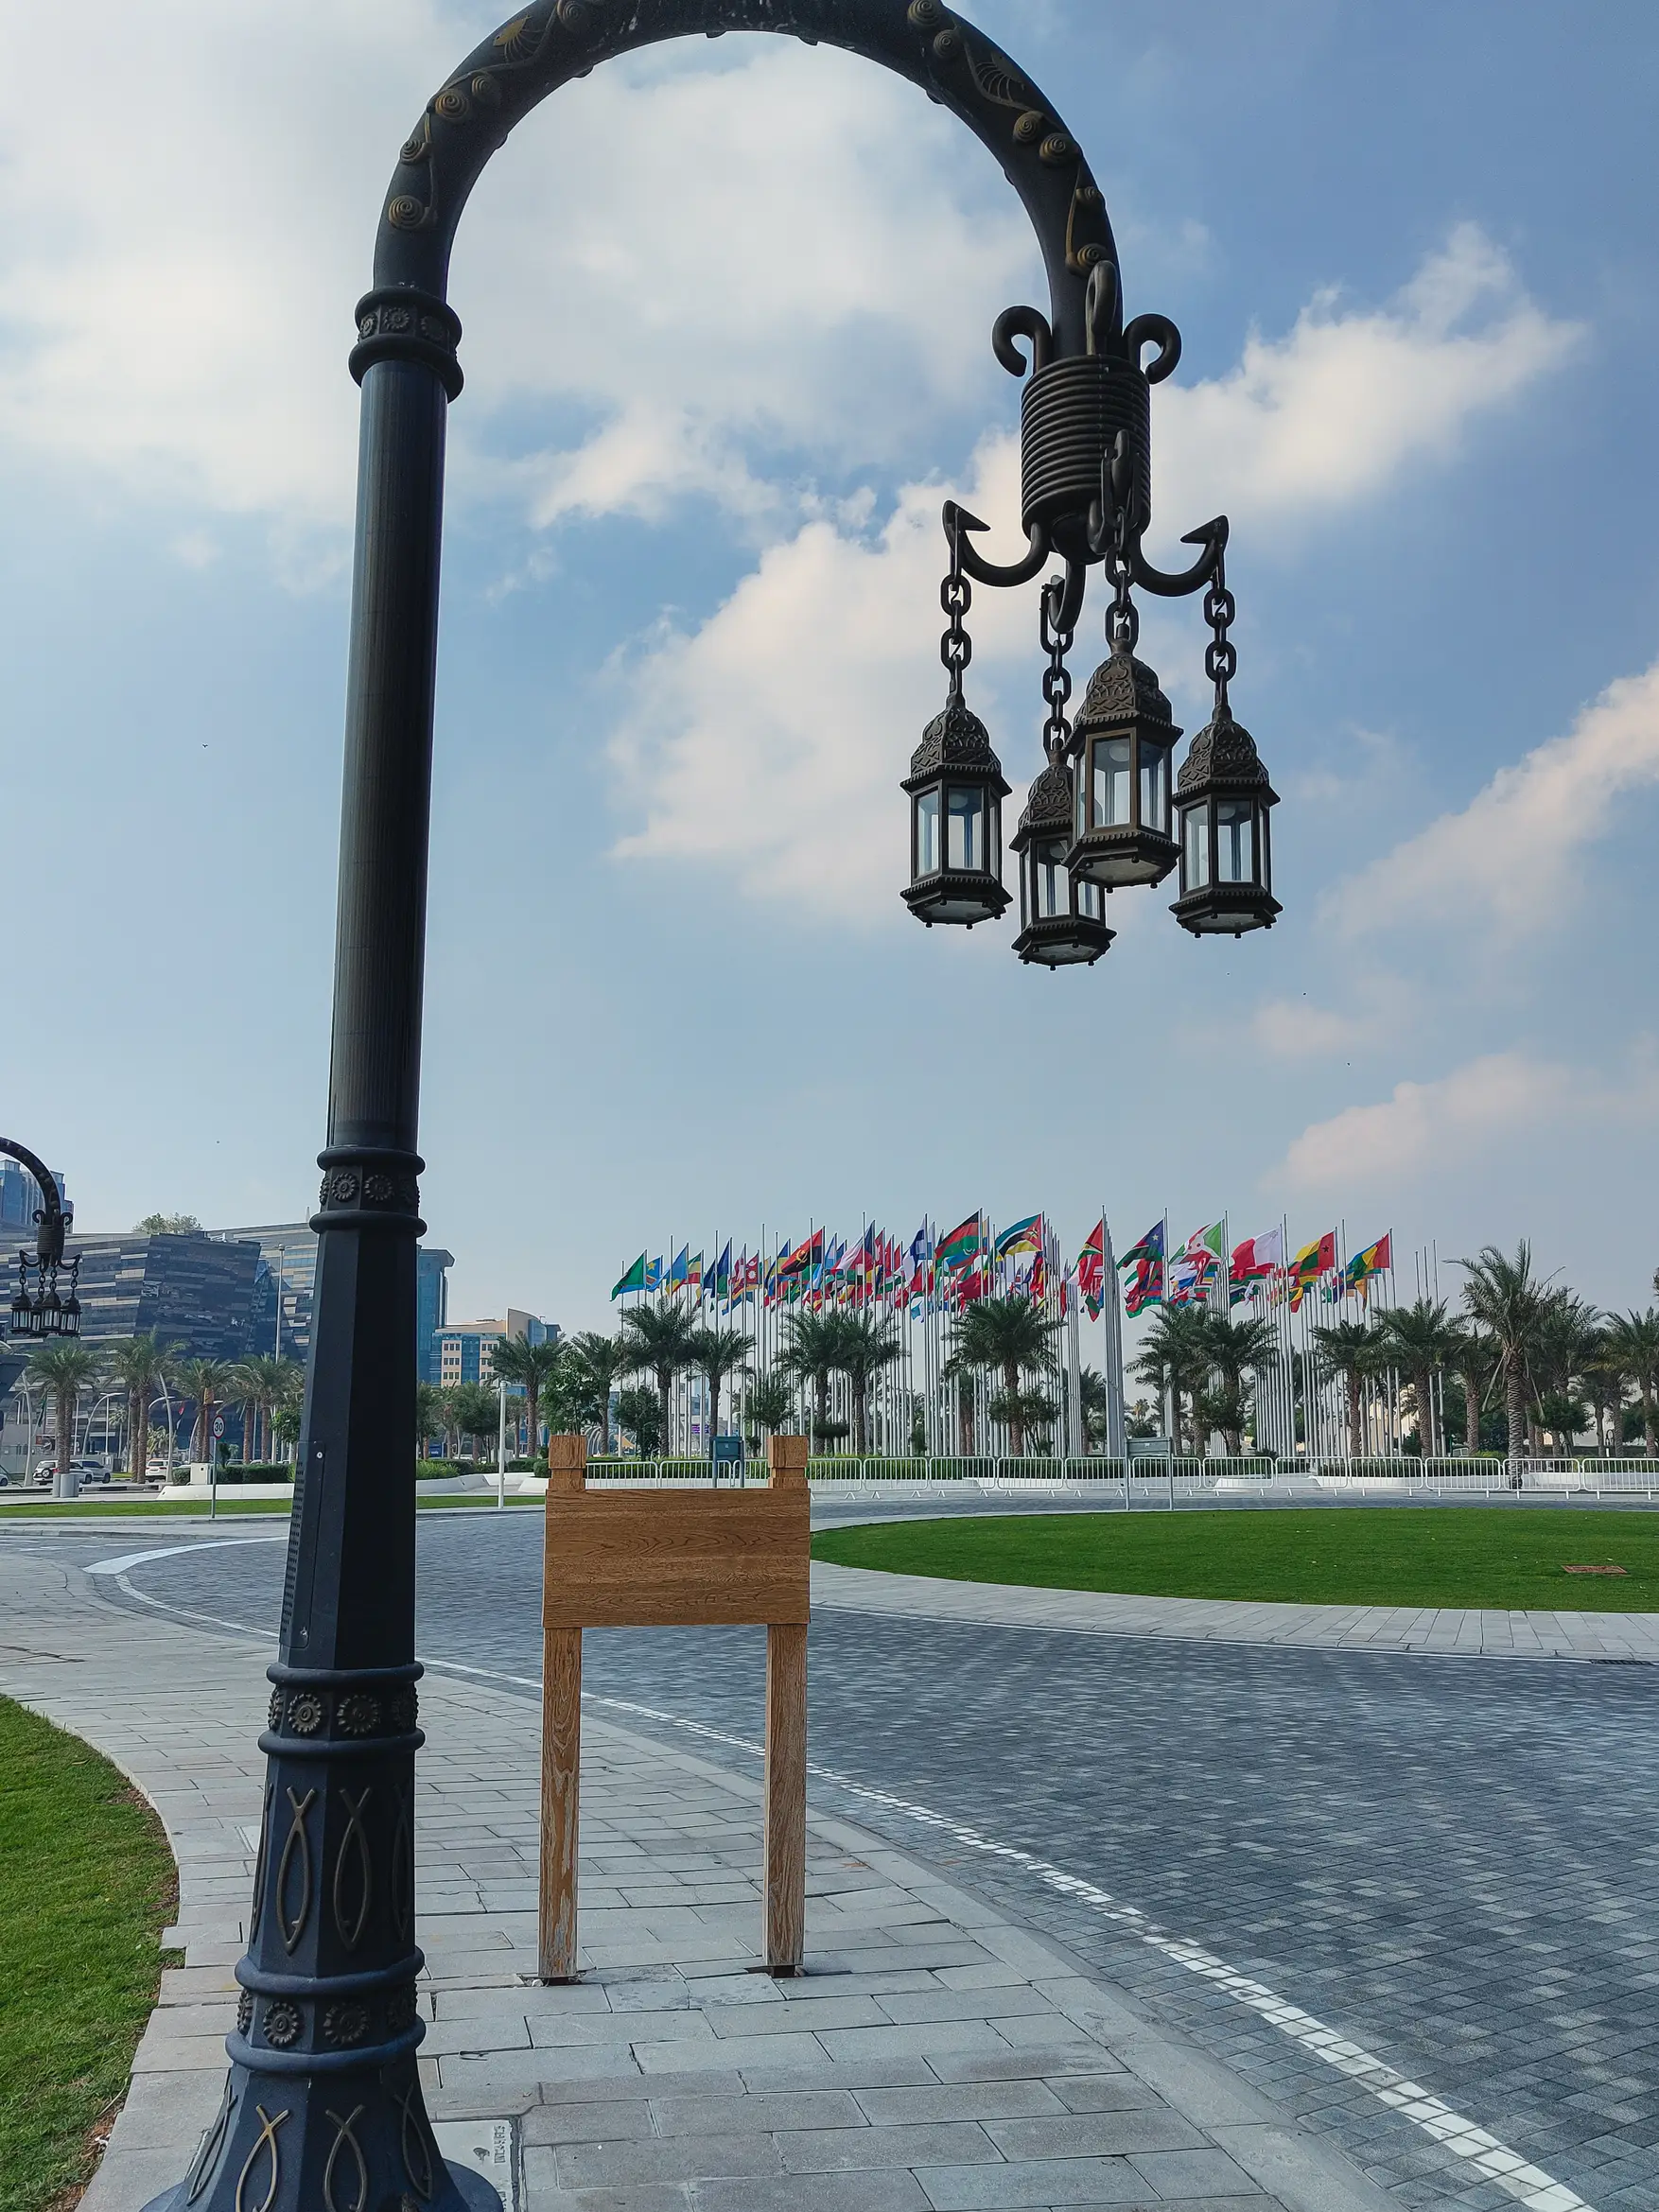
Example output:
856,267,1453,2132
535,1454,1659,1505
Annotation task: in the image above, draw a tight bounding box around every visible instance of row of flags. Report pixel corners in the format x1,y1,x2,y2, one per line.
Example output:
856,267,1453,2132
612,1213,1107,1321
1118,1220,1394,1317
611,1215,1392,1327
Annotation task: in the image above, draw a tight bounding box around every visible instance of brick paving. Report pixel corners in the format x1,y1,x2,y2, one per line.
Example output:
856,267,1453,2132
0,1541,1397,2212
16,1515,1659,2207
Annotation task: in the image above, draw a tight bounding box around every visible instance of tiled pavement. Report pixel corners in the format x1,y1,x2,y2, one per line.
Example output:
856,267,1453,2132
39,1517,1659,2209
0,1546,1397,2212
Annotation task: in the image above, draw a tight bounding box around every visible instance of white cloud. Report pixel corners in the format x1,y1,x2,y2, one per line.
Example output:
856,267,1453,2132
1250,991,1398,1060
1152,224,1579,539
0,8,1029,540
607,233,1582,920
606,433,1037,921
1335,656,1659,937
1276,1047,1659,1190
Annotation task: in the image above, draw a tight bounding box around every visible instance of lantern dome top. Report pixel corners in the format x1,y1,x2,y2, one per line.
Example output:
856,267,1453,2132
1178,707,1272,793
906,695,1005,786
1017,758,1074,836
1074,644,1178,736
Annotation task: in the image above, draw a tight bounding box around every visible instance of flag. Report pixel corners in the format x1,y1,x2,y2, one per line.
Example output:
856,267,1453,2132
954,1265,987,1307
778,1230,824,1279
936,1212,984,1271
645,1256,664,1291
1123,1257,1162,1315
995,1213,1045,1258
1231,1227,1284,1280
1346,1232,1392,1289
685,1250,705,1293
1120,1219,1165,1268
667,1245,690,1289
713,1242,732,1298
1288,1230,1336,1311
1077,1218,1106,1320
611,1253,647,1299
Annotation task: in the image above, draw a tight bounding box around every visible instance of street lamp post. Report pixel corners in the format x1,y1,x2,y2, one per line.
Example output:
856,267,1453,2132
1,1135,79,1342
145,8,1272,2210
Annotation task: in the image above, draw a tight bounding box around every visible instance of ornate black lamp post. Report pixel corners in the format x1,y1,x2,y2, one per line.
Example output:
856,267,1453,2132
145,8,1275,2209
1,1137,79,1340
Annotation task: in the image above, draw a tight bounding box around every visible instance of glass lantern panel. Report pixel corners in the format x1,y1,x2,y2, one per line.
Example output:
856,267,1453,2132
1036,839,1067,919
1216,796,1256,883
1181,802,1210,890
1075,876,1104,921
1091,738,1132,827
916,789,940,878
1139,743,1170,836
987,797,1001,875
946,786,985,872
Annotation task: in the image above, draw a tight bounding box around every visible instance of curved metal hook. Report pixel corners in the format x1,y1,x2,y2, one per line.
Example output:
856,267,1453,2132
1130,514,1229,600
992,305,1053,380
1044,558,1089,637
1122,312,1182,385
943,501,1053,590
0,1136,66,1263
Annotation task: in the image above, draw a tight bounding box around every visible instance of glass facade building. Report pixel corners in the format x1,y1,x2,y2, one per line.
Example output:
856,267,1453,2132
0,1158,67,1234
63,1232,262,1360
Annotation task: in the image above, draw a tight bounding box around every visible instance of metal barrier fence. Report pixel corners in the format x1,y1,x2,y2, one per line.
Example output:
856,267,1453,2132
573,1454,1659,1504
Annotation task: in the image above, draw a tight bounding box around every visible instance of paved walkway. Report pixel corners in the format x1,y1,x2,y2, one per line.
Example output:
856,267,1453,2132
0,1549,1409,2212
810,1562,1659,1663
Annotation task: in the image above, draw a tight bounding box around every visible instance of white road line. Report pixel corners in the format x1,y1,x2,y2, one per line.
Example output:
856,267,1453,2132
90,1567,1598,2212
83,1536,288,1576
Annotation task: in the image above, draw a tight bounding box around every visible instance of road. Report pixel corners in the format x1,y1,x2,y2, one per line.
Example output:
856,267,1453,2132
21,1507,1659,2211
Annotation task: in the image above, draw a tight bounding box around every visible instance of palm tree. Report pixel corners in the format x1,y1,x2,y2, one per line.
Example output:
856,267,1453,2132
778,1311,847,1443
1447,1325,1496,1456
1130,1305,1213,1455
615,1384,661,1456
414,1381,445,1458
1078,1367,1111,1452
1529,1290,1601,1454
448,1381,499,1460
1197,1313,1280,1455
954,1297,1058,1455
744,1370,797,1442
177,1356,234,1465
619,1300,703,1455
1580,1332,1627,1460
1376,1298,1458,1456
832,1314,902,1454
26,1341,101,1488
1455,1243,1549,1472
690,1325,755,1451
487,1335,566,1462
565,1332,626,1454
940,1350,978,1456
233,1353,303,1466
1309,1317,1384,1458
104,1332,182,1480
1605,1311,1659,1456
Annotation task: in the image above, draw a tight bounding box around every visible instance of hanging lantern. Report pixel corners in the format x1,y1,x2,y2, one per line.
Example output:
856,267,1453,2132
1065,638,1180,891
1170,706,1280,935
901,694,1011,929
1011,759,1114,967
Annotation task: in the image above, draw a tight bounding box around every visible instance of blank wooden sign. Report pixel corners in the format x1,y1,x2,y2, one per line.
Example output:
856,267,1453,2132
538,1434,810,1982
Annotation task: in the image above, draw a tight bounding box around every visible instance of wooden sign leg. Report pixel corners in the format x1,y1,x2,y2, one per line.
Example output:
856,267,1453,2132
763,1620,807,1974
539,1625,583,1980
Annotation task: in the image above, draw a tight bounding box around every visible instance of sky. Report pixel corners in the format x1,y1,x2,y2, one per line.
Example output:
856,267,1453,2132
6,0,1658,1335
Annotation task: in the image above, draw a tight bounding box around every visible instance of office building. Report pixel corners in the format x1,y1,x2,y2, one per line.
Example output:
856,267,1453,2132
0,1158,68,1237
435,1310,558,1387
211,1224,454,1379
63,1230,261,1360
417,1247,454,1384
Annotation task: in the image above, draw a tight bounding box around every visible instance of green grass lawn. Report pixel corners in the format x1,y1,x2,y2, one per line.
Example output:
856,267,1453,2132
812,1507,1659,1611
0,1697,178,2212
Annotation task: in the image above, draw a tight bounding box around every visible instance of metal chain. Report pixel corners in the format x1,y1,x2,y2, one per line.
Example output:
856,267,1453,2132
1203,550,1235,707
1103,429,1141,653
1039,576,1074,763
940,519,972,694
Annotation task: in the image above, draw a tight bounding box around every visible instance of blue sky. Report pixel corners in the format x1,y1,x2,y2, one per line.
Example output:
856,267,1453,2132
6,0,1657,1332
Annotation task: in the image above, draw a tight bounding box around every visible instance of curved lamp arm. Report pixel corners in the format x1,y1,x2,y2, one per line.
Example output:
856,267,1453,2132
0,1137,65,1263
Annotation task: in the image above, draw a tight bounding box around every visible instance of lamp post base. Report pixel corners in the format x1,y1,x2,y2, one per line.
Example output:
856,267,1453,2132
141,2146,501,2212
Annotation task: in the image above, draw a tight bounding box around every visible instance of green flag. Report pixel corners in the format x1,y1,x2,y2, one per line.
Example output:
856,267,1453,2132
611,1253,647,1299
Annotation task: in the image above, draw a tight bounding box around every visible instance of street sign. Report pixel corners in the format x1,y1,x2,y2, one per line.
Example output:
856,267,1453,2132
212,1415,226,1439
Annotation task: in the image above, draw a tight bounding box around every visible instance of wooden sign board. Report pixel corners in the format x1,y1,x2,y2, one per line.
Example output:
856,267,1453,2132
539,1435,810,1982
